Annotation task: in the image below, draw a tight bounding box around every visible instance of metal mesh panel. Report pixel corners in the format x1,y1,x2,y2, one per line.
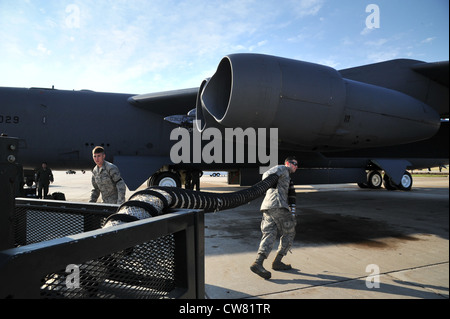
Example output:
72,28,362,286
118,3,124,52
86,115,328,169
4,200,200,299
40,235,176,299
13,202,112,245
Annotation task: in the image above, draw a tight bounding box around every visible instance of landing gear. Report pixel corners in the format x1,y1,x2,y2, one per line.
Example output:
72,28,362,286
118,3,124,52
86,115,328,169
358,170,382,189
359,170,413,191
367,171,382,189
383,173,397,190
383,171,413,191
147,171,181,188
398,171,413,191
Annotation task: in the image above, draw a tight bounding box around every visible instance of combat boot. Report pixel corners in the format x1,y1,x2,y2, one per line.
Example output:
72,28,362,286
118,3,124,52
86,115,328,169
272,253,292,270
250,254,271,279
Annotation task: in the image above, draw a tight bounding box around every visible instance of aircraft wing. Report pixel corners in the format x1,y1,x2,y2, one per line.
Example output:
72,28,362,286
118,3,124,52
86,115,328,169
411,61,449,87
339,59,449,118
127,87,198,116
412,60,449,118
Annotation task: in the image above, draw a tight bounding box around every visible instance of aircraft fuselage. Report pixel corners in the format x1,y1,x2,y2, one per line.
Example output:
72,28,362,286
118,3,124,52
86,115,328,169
1,87,174,170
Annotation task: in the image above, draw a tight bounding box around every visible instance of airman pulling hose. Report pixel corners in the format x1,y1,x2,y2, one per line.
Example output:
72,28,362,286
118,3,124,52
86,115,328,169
104,173,279,228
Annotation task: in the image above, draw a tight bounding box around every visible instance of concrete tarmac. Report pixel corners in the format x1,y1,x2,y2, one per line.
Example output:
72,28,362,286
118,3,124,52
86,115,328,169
44,170,448,299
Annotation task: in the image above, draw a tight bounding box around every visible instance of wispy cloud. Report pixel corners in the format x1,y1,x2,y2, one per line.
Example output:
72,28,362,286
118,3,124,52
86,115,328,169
291,0,325,18
360,26,375,36
15,0,294,92
364,38,388,47
0,0,447,93
421,37,436,44
367,49,400,63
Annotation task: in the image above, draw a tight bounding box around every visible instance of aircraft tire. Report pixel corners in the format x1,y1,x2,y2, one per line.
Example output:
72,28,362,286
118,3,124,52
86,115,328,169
367,171,382,189
397,171,413,191
152,172,181,188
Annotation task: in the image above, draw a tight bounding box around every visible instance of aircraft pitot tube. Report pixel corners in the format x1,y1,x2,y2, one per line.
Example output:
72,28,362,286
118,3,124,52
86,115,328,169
103,173,279,227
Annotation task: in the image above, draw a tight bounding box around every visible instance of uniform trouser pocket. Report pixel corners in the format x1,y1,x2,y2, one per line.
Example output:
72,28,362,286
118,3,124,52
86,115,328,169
258,208,296,257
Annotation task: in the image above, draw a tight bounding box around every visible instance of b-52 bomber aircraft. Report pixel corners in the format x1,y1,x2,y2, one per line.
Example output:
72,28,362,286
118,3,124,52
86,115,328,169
0,53,448,192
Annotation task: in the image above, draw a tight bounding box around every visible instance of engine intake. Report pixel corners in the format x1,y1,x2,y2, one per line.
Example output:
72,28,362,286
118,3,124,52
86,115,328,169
197,54,440,151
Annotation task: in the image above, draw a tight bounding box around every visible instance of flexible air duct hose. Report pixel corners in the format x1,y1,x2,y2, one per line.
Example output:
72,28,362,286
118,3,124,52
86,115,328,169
41,173,280,297
104,173,279,228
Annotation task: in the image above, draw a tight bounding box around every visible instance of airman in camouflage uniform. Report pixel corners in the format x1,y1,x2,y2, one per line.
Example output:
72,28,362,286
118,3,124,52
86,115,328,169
89,146,126,205
36,162,54,199
250,156,298,279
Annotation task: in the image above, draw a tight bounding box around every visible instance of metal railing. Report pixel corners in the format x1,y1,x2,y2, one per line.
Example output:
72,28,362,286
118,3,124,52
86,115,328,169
0,199,204,299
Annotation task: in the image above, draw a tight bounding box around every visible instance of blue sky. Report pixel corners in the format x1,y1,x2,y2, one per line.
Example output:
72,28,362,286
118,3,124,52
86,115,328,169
1,0,448,94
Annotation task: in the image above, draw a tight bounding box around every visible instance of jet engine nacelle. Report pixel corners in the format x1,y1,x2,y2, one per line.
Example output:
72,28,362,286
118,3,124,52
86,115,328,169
196,53,440,151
